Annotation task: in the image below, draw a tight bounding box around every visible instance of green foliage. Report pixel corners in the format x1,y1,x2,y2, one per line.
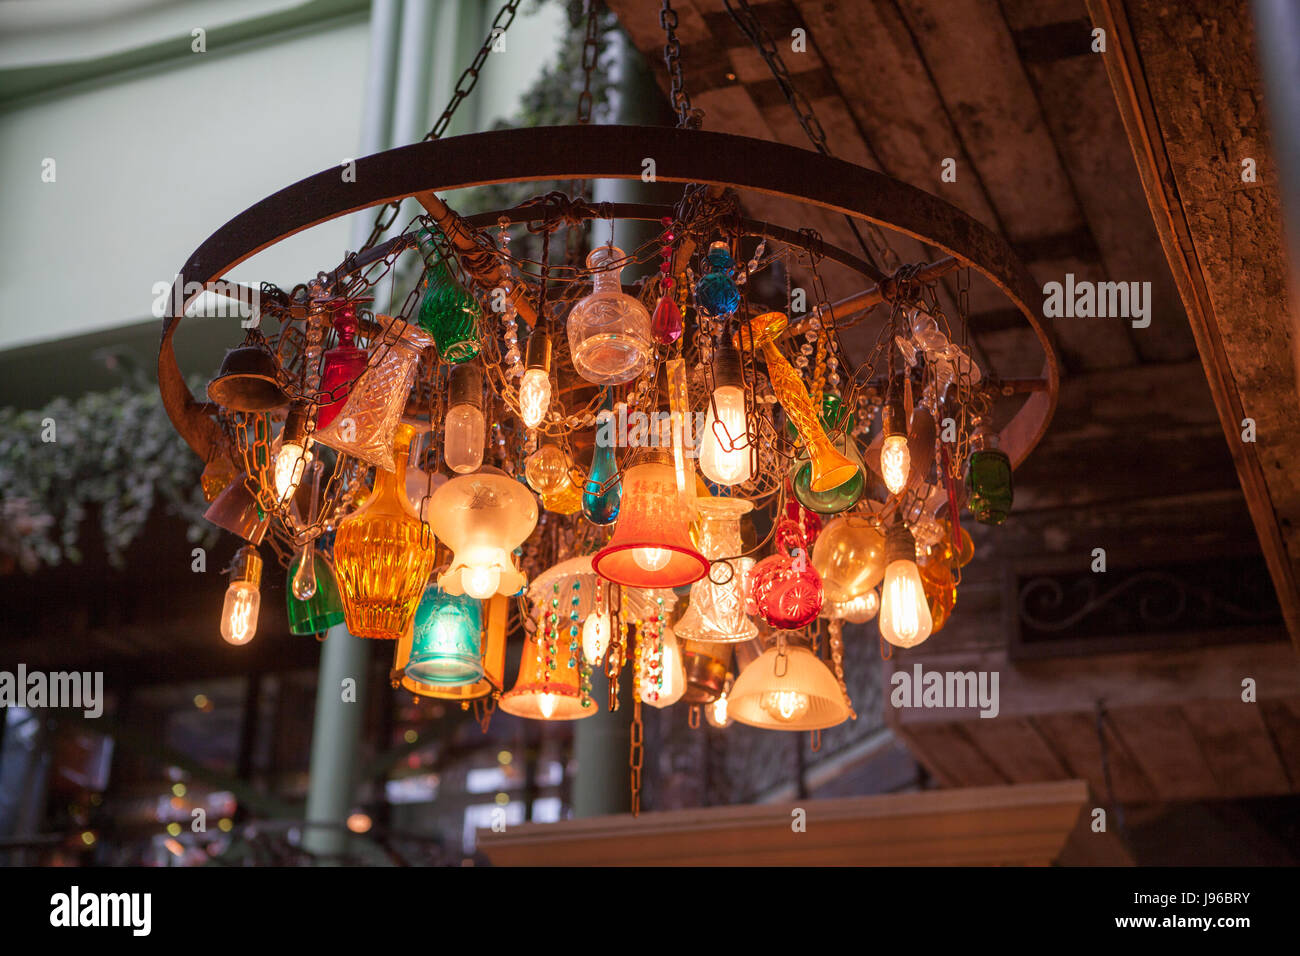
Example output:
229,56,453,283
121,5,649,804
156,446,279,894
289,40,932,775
0,383,210,570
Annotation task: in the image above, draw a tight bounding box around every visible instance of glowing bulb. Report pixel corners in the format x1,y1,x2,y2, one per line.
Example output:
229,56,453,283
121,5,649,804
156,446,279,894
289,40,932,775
272,440,309,505
760,689,810,722
518,367,551,429
582,612,611,665
880,433,910,495
706,692,731,728
633,546,672,571
462,565,501,600
699,384,752,486
837,588,879,624
444,403,485,474
290,545,317,600
538,693,557,719
221,582,260,645
880,557,932,648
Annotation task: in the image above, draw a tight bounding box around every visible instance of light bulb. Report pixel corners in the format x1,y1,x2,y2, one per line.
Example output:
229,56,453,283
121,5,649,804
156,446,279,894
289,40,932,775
760,689,810,722
880,433,910,495
444,403,485,474
273,441,309,505
699,383,752,486
880,556,932,648
839,588,879,624
462,565,501,600
706,692,731,728
633,546,672,571
290,545,317,600
582,612,611,665
519,367,551,429
538,693,557,719
221,582,260,645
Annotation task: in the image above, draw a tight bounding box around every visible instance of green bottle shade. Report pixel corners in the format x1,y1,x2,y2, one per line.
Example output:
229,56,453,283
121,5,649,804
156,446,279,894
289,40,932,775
790,393,864,514
965,448,1014,525
406,583,484,686
286,551,346,635
417,246,481,364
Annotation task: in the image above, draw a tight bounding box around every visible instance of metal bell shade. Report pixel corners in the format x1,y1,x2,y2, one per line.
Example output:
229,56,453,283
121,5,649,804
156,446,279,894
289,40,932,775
498,619,598,721
203,475,270,545
206,344,289,413
592,448,707,589
728,641,851,731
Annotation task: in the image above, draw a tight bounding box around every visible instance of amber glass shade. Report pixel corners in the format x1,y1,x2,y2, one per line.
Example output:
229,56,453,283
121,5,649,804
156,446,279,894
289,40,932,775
920,557,958,635
333,423,437,638
811,515,887,603
728,643,850,731
592,450,708,588
499,616,597,721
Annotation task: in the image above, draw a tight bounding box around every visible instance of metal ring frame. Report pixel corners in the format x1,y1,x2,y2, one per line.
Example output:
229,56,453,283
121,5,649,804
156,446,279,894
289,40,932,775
158,124,1058,469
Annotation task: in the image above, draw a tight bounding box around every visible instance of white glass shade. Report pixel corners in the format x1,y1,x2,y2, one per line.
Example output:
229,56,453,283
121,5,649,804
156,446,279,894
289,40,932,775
429,468,538,598
728,643,849,730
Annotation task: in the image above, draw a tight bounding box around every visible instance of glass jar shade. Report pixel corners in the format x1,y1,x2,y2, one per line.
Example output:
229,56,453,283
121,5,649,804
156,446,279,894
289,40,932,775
407,583,484,686
675,498,758,644
592,454,708,588
332,423,437,638
811,516,887,603
966,447,1014,525
286,550,346,635
429,468,538,599
566,246,652,385
728,644,849,731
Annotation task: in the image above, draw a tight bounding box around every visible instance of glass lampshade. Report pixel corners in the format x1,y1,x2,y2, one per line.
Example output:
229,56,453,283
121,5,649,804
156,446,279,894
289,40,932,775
286,549,346,635
393,593,507,701
728,642,850,731
675,497,758,644
429,467,538,599
499,613,597,721
418,245,482,364
638,621,687,709
790,394,865,513
332,423,437,638
204,475,270,545
811,515,887,603
749,551,824,629
407,582,484,686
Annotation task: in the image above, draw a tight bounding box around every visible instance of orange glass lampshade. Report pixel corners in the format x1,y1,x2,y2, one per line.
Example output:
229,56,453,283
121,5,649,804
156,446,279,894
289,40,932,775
499,613,598,721
592,448,708,588
429,467,537,600
728,642,850,731
333,423,437,639
920,556,958,635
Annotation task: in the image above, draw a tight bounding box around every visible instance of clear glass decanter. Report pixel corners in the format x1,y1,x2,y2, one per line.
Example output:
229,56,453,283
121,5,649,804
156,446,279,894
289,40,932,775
566,245,652,385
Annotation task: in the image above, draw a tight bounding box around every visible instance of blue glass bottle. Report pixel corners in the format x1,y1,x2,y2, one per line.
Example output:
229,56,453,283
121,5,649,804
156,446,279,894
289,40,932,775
694,241,741,316
583,393,622,525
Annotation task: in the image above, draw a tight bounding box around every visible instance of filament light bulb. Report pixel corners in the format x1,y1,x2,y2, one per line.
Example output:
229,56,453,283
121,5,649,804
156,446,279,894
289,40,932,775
879,524,932,648
519,367,551,429
760,689,810,722
706,692,731,728
880,434,910,495
633,547,672,572
221,547,262,646
462,565,501,601
699,345,752,486
538,693,557,719
444,364,485,474
273,403,314,505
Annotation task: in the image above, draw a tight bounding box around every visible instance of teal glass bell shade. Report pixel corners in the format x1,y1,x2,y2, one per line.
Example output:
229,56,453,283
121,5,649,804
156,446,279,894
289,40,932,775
406,583,485,686
791,393,864,514
286,550,346,635
417,243,481,364
583,395,621,525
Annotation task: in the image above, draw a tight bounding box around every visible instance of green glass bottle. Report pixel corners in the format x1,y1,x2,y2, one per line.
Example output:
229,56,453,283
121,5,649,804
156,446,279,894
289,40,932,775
417,246,481,364
286,549,346,635
965,419,1013,525
790,393,864,514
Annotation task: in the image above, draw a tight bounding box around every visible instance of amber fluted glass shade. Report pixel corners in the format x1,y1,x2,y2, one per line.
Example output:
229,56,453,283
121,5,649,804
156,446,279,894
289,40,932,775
333,423,437,639
429,467,537,599
499,617,597,721
592,450,708,588
729,643,850,731
675,497,758,644
811,515,887,603
920,557,958,635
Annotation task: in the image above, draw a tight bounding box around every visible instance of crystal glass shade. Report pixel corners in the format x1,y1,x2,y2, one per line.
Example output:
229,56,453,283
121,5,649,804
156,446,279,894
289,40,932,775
675,497,759,644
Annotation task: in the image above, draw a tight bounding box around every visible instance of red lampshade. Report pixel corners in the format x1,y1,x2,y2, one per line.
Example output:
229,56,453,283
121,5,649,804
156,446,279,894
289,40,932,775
592,449,708,588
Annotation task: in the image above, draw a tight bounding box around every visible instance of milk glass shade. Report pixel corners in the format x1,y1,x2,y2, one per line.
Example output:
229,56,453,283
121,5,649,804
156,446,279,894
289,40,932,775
429,467,537,599
728,644,849,730
811,515,887,603
675,498,758,644
592,451,708,588
285,550,345,635
566,245,652,385
332,423,438,639
499,620,596,721
407,583,484,686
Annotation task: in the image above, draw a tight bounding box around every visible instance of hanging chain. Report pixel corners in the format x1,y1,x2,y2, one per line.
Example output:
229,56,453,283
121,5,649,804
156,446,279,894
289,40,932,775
359,0,523,252
660,0,699,129
577,0,601,125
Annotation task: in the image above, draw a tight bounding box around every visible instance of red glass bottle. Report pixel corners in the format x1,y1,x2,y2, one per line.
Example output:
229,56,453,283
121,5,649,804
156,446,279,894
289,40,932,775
316,308,368,430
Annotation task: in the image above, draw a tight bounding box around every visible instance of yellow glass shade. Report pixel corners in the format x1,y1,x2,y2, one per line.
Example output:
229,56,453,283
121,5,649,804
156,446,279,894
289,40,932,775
333,423,437,639
728,643,850,731
499,617,597,721
429,467,538,598
811,515,887,603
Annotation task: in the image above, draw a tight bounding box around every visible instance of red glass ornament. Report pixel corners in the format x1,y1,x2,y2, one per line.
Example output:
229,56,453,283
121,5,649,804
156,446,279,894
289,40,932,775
316,312,368,429
749,551,824,628
652,295,684,345
781,493,823,547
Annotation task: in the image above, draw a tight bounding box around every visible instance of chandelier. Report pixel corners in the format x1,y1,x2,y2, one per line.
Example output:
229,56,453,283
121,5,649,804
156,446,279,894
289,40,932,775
158,0,1057,811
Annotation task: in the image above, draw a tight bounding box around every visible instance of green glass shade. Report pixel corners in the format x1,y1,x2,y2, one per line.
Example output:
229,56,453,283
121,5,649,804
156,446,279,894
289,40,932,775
286,551,346,636
407,583,484,686
965,448,1013,525
790,393,864,514
417,248,481,364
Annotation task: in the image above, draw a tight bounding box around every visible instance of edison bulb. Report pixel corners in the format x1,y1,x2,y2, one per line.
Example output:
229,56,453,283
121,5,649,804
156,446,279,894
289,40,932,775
633,547,672,571
461,565,501,600
880,433,910,495
699,384,752,486
582,612,611,665
760,689,810,722
444,403,485,474
221,582,260,645
273,441,310,505
290,546,317,600
538,693,558,719
839,588,879,624
518,367,551,429
706,692,732,728
880,556,932,647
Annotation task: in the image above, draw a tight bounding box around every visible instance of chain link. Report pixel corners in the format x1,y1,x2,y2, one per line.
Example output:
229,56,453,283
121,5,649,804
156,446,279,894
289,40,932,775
577,0,601,125
660,0,700,129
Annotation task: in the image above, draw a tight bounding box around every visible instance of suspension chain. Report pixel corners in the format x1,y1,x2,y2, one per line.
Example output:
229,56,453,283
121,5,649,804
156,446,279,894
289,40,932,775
660,0,699,129
577,0,601,125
